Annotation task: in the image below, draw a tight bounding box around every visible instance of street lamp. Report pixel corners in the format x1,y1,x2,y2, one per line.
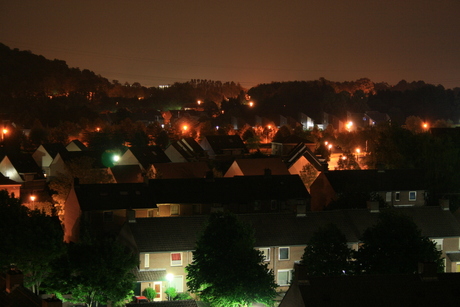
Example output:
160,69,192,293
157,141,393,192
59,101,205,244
2,128,8,142
356,148,361,161
166,273,174,300
30,195,36,208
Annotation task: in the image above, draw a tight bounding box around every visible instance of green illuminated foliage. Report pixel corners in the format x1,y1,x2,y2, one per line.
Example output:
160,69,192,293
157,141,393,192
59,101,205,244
186,212,277,307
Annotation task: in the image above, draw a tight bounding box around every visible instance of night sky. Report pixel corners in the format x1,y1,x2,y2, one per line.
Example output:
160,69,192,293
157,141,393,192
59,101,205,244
1,1,460,89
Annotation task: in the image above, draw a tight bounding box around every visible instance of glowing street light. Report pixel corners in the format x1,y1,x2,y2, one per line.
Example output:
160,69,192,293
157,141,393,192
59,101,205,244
113,155,120,163
166,273,174,300
183,125,188,132
346,121,353,132
197,100,201,105
2,128,8,142
249,101,254,107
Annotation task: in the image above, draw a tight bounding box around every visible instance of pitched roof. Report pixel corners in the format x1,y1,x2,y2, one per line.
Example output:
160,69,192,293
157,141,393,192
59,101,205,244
281,273,460,307
74,183,156,211
5,153,44,176
149,175,309,204
134,269,166,282
201,135,248,154
128,146,171,168
126,206,460,253
40,143,67,158
0,172,21,185
66,139,87,151
58,150,108,168
110,164,144,183
152,162,210,179
322,169,428,192
167,138,206,162
225,158,290,176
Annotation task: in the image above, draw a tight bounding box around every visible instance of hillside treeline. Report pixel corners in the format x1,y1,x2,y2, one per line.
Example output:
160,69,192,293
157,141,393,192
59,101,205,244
1,43,460,128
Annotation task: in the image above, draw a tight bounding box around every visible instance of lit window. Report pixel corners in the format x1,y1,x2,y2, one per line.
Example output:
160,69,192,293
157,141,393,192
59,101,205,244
103,211,113,222
279,247,290,260
277,269,292,286
171,252,182,266
409,191,417,201
145,253,150,268
395,192,400,201
259,248,270,261
170,204,179,215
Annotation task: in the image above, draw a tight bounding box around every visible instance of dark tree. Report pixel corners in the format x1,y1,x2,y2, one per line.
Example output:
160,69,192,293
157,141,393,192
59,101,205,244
354,210,443,274
48,235,138,307
301,223,352,276
186,212,277,307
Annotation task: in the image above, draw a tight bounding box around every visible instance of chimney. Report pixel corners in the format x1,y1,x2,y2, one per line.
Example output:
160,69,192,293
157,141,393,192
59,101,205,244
6,268,23,293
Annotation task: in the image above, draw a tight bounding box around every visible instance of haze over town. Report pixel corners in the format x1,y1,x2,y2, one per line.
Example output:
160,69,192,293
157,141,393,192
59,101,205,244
2,0,460,88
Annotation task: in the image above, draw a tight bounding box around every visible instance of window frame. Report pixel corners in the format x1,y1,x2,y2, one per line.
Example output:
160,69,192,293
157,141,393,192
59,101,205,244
259,247,270,262
409,191,417,201
144,253,150,268
277,269,293,286
170,252,183,266
170,204,180,216
278,247,290,260
395,191,400,201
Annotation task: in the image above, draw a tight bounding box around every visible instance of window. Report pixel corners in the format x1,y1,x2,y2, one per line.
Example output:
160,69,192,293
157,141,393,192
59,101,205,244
395,192,400,201
103,211,113,222
432,239,443,251
254,201,261,211
170,275,184,293
259,248,270,261
277,270,292,286
171,252,182,266
148,209,155,217
385,192,391,202
170,204,179,215
144,253,150,268
409,191,417,201
279,247,290,260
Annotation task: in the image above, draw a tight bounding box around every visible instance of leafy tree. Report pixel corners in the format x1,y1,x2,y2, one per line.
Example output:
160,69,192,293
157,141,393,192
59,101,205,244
186,212,277,307
301,224,352,276
0,191,65,294
354,210,443,274
48,235,138,307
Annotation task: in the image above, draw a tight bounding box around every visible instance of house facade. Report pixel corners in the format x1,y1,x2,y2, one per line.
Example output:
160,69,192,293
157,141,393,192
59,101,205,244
119,206,460,302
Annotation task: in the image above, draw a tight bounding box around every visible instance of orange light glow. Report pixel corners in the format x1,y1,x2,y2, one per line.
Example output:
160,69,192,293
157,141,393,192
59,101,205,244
183,125,188,131
2,129,8,135
249,101,254,107
197,100,201,105
30,195,36,202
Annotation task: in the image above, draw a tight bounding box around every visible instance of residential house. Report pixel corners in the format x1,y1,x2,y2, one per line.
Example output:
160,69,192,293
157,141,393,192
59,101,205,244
48,150,112,179
224,157,290,177
271,135,316,157
148,174,310,217
32,143,67,178
0,152,46,202
120,205,460,301
279,263,460,307
164,138,207,163
65,174,309,241
309,169,428,211
66,139,87,152
117,146,171,172
199,135,248,159
63,182,155,242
